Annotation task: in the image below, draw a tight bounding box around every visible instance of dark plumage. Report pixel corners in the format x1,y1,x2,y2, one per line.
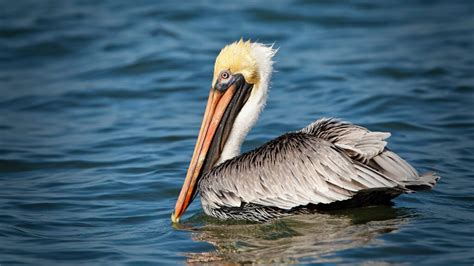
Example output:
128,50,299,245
198,118,439,222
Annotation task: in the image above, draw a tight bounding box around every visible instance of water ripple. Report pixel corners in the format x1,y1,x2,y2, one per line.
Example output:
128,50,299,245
1,0,473,264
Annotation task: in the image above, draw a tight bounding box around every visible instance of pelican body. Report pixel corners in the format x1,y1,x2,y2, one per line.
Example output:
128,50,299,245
172,40,439,223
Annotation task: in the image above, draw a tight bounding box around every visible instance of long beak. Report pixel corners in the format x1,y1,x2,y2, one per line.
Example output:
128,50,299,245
172,75,252,223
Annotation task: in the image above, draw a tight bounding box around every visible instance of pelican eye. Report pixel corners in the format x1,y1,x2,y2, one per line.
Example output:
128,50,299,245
220,71,230,80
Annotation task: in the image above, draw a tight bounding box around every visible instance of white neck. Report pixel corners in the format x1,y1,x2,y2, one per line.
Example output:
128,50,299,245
217,43,275,164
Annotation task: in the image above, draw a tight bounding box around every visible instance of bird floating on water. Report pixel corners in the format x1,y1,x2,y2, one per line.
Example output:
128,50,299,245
172,40,439,223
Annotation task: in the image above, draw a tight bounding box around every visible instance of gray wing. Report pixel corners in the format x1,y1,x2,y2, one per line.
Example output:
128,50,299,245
303,118,439,188
301,118,390,164
199,125,406,212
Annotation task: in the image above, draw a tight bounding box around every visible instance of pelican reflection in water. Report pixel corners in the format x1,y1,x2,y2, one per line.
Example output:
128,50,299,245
172,40,439,223
181,206,412,264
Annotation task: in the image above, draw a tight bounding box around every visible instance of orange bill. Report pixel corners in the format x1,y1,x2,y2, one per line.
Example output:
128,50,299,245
171,75,252,223
172,86,237,222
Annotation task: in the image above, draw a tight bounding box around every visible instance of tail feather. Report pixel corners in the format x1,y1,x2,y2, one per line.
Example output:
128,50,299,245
401,172,440,191
369,150,440,191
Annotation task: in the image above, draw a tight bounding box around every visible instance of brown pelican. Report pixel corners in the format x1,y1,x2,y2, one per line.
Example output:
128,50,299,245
172,40,439,223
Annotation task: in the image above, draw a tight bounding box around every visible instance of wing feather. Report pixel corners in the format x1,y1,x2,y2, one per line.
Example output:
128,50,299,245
301,118,390,163
199,133,403,212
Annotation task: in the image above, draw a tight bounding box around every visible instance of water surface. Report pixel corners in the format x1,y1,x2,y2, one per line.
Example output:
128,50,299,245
1,0,473,264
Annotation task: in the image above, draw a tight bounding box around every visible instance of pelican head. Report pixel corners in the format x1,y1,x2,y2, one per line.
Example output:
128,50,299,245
172,40,277,222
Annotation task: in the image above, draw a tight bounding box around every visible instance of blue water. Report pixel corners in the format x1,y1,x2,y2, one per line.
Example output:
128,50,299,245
1,0,473,264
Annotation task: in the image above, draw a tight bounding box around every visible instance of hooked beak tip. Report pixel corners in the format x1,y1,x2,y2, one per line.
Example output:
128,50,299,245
171,212,180,223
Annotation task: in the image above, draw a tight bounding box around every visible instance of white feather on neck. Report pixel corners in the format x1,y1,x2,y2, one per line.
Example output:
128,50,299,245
217,43,276,165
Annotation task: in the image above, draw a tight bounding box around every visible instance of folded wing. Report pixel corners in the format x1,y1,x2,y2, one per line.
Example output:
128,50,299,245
199,118,438,219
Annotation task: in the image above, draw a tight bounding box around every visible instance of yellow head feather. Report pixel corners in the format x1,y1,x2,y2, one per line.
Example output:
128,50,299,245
213,39,259,86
